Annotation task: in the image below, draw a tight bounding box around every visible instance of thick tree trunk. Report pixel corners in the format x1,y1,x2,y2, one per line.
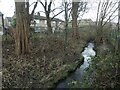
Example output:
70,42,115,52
46,17,52,33
46,12,52,33
72,2,79,38
15,1,30,55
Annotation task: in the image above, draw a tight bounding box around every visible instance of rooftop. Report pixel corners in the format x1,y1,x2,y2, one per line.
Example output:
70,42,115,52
6,17,12,22
34,15,64,22
79,19,93,22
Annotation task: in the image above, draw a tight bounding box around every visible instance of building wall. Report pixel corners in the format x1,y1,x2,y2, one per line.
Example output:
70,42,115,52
39,20,47,27
31,17,65,33
0,16,2,26
78,19,94,26
0,14,4,34
0,16,3,32
4,18,11,27
68,19,95,28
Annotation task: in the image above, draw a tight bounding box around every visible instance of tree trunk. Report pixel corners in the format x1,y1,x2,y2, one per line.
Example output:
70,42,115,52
46,17,52,33
15,1,30,55
115,1,120,54
46,12,52,33
64,2,68,51
118,1,120,52
96,21,104,44
72,1,79,38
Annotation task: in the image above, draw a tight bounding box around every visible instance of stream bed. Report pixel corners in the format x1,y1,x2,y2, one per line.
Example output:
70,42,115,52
55,42,96,88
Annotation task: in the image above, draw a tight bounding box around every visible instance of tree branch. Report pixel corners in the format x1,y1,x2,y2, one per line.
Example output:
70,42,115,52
105,2,118,18
50,6,62,12
103,7,118,26
38,0,45,9
110,15,118,21
29,2,36,7
51,7,71,20
45,0,47,10
48,0,53,13
96,1,101,26
31,0,38,15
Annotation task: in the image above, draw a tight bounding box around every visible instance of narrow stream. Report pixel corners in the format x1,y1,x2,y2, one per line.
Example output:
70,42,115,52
55,42,96,88
0,31,3,35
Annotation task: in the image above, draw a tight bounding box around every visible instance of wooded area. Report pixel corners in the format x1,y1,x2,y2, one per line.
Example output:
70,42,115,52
1,0,120,89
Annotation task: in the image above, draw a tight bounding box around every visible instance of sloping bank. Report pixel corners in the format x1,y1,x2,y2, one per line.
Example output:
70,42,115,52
37,38,87,88
2,36,86,88
52,41,96,89
42,57,84,88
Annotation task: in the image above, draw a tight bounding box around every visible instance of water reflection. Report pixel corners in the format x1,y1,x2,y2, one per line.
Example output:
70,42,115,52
56,42,96,88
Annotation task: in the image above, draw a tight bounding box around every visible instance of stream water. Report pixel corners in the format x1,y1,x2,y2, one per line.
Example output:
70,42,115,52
0,31,3,35
56,42,96,88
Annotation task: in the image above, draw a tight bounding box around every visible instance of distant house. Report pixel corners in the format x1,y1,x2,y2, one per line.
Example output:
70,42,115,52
4,17,12,28
12,12,65,33
69,19,95,28
31,15,65,33
78,19,94,26
0,12,4,34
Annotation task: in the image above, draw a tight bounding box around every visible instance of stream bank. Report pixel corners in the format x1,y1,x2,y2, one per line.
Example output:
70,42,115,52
2,35,87,88
52,41,96,89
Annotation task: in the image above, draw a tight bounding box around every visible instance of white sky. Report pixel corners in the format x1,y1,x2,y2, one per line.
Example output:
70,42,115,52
0,0,119,22
0,0,15,17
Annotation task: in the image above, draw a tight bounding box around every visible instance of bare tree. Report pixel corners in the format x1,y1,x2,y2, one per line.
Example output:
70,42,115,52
71,0,87,38
14,0,39,55
96,0,118,44
30,0,38,22
14,0,30,55
115,1,120,53
72,0,80,38
62,0,69,51
38,0,54,33
118,1,120,52
77,1,88,19
38,0,70,33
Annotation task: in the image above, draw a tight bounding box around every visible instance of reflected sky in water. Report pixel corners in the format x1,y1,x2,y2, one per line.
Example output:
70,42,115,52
56,43,96,88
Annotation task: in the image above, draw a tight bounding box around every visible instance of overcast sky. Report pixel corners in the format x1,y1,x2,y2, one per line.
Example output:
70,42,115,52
0,0,119,22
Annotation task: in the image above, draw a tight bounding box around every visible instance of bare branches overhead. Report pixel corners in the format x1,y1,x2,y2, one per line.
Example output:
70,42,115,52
95,0,118,44
96,0,118,26
31,0,38,15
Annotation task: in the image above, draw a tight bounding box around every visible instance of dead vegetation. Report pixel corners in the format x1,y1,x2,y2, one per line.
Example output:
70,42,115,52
2,34,85,88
